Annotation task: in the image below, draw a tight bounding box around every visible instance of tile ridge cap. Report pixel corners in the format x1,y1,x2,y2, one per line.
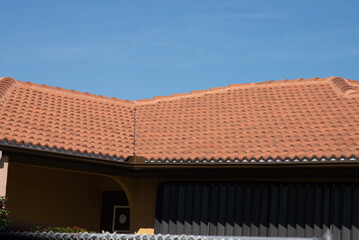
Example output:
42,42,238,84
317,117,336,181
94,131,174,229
134,86,231,105
327,76,359,97
16,80,136,106
230,77,328,88
0,77,17,102
133,77,329,105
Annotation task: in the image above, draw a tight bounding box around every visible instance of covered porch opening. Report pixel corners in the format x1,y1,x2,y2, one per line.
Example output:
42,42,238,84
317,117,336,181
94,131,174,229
6,162,130,232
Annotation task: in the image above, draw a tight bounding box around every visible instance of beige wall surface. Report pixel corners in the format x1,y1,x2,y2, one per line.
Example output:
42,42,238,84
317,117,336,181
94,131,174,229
6,161,163,233
6,163,124,232
117,177,162,233
0,153,9,197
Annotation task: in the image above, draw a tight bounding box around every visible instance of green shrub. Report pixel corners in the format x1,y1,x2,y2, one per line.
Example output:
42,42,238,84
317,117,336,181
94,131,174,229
30,226,91,233
0,196,9,231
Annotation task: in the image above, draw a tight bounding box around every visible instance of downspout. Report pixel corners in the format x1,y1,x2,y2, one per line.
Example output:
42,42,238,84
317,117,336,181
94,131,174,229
133,107,137,156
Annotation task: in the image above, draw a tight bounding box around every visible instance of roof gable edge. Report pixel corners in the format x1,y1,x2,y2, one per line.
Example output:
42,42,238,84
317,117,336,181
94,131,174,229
328,76,359,98
0,77,17,102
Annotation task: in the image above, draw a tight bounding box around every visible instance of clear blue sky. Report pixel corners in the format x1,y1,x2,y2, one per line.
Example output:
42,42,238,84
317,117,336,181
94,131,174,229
1,1,358,100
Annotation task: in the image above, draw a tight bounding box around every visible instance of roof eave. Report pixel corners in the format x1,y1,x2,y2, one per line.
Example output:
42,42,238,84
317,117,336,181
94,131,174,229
2,143,359,173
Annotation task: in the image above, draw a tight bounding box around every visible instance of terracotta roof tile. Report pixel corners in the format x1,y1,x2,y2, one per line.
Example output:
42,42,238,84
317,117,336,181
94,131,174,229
135,77,359,162
1,76,359,163
0,77,135,160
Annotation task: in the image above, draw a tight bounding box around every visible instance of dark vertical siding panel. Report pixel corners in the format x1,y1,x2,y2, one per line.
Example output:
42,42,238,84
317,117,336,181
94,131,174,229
192,185,202,235
154,184,163,234
250,184,261,236
209,185,219,235
313,185,323,238
176,185,186,234
242,184,253,236
296,185,306,237
287,184,297,237
352,185,359,240
200,185,210,235
184,185,194,235
259,184,269,237
322,185,331,233
342,185,352,240
225,185,235,236
168,185,178,234
268,184,279,237
217,185,227,236
234,185,244,236
160,184,171,234
332,185,341,240
156,182,359,238
278,185,288,237
305,184,314,238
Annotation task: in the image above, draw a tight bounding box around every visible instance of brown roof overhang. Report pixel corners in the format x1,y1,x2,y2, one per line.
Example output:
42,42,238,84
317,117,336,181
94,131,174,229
3,142,359,180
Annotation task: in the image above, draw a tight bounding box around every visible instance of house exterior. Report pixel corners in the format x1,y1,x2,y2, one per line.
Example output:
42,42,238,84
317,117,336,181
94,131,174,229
0,76,359,240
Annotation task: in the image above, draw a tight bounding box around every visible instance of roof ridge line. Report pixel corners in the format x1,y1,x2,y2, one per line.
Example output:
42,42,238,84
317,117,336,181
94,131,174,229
328,76,359,97
0,77,17,102
17,79,136,106
134,77,330,105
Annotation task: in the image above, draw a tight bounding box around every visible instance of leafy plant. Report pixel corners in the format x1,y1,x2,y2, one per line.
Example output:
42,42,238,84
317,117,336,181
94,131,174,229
0,196,9,231
30,226,92,233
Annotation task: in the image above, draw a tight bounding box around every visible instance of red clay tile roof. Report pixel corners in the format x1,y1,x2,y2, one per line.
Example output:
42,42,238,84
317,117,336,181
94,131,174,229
0,77,135,160
134,77,359,163
1,76,359,163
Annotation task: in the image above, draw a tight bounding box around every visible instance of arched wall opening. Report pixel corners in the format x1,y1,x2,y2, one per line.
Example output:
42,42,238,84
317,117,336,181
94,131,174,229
6,162,130,232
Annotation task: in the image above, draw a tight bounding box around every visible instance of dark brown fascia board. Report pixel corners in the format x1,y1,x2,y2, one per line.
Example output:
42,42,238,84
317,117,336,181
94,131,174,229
2,144,359,172
9,154,359,180
4,144,359,179
0,144,128,166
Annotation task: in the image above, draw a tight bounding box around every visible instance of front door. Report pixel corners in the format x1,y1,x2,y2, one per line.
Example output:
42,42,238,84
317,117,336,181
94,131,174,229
100,191,130,233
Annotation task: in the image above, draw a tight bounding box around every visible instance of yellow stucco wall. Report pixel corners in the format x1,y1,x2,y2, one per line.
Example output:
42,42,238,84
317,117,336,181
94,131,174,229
6,161,162,233
6,162,125,232
116,177,162,233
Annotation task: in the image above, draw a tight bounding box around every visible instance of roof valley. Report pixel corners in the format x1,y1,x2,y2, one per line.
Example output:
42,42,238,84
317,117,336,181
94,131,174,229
133,106,137,156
